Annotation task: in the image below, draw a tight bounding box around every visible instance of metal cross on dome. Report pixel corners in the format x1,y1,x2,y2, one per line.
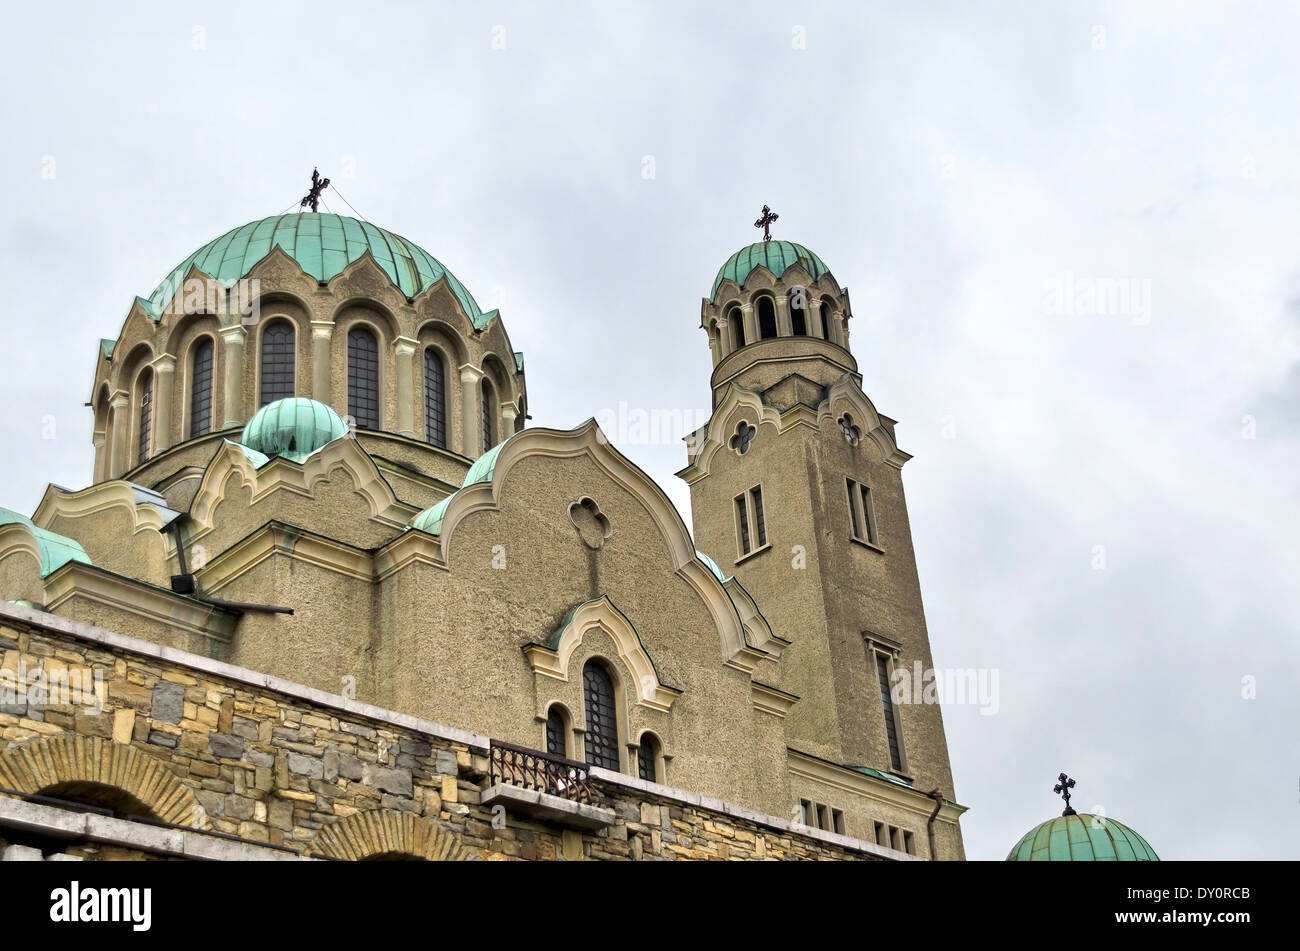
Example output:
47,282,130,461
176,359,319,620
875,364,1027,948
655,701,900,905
754,204,778,242
300,168,331,213
1054,773,1077,816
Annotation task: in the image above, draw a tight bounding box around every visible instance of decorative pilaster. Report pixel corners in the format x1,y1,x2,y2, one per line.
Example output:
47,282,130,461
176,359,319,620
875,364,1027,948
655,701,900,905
501,402,518,437
310,320,333,405
217,325,247,429
108,391,130,478
459,365,483,458
741,304,757,347
150,354,176,452
393,336,418,438
775,294,792,337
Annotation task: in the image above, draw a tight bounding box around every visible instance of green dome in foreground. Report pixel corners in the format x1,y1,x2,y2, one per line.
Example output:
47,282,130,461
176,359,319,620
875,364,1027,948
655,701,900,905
1007,814,1160,861
143,212,491,328
711,240,831,301
239,399,348,463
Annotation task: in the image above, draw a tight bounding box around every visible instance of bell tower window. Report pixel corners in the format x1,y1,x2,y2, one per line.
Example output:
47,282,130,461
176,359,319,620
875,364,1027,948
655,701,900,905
757,297,777,339
791,299,808,336
730,307,746,348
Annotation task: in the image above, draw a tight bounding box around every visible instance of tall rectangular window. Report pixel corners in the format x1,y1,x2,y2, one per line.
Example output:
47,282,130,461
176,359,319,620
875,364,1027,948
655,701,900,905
735,484,767,558
750,486,766,547
847,478,879,545
190,339,213,438
137,371,153,465
347,328,380,430
735,494,751,555
423,348,447,448
876,652,904,772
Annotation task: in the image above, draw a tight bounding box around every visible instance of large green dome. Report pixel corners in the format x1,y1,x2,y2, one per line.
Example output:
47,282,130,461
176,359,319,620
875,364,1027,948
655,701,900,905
1007,814,1160,861
711,240,831,301
143,212,490,328
239,398,348,463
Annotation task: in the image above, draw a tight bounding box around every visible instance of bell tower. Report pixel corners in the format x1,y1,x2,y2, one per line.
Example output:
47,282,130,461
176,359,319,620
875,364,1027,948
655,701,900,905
677,220,962,840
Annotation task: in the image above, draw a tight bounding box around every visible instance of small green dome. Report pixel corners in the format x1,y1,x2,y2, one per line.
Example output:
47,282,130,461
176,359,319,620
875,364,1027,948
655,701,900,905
143,213,491,328
1007,814,1160,861
711,241,831,301
239,398,348,463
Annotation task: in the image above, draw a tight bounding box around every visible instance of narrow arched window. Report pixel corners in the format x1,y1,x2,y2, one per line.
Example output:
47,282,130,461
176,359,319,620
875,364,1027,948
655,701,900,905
728,306,745,349
348,327,379,430
137,370,153,465
190,338,213,437
582,661,619,770
819,302,831,341
260,322,295,406
637,733,660,783
791,299,808,336
481,379,496,452
545,706,567,758
423,348,447,448
758,297,777,339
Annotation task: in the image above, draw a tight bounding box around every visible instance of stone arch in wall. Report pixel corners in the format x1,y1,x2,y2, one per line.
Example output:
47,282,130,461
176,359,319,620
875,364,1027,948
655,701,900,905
0,734,210,829
308,809,476,861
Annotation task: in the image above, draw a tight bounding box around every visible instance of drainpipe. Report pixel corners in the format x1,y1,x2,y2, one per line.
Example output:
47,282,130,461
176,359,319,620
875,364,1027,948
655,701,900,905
926,788,945,861
167,519,293,615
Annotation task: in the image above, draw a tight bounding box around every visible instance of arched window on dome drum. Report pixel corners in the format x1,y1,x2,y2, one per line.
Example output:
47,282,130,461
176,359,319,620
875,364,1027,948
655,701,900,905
423,348,447,449
190,339,213,438
545,706,567,758
582,661,619,770
481,379,496,452
757,297,777,339
729,307,746,349
137,370,153,465
637,733,660,783
260,323,295,407
819,302,831,342
791,298,808,336
348,327,379,430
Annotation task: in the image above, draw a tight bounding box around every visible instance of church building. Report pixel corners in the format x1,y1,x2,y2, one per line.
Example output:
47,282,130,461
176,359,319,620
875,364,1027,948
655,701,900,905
0,198,969,861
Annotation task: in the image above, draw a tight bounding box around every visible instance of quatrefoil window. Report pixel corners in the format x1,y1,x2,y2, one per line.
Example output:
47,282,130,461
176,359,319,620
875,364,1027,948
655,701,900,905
839,414,861,446
729,421,756,455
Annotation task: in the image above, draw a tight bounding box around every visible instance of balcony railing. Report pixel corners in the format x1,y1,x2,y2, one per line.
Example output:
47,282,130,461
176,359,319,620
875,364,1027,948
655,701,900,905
489,739,596,805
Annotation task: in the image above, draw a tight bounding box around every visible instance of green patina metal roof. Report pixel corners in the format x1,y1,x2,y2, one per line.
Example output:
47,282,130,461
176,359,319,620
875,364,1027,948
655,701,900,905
1007,814,1160,861
695,550,729,584
239,398,348,463
0,509,92,577
711,240,832,300
408,433,518,535
410,495,453,535
143,213,494,329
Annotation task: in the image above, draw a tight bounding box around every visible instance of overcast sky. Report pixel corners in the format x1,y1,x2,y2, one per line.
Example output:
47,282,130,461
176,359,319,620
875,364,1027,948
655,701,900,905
2,1,1296,860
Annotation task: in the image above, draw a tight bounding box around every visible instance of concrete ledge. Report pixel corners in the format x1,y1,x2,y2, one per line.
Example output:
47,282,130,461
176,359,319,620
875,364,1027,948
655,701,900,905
480,784,616,831
0,795,310,861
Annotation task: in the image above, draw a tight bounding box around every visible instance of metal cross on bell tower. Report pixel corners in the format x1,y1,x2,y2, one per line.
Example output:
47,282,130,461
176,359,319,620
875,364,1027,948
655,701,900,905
1053,773,1077,816
300,168,331,213
753,204,778,242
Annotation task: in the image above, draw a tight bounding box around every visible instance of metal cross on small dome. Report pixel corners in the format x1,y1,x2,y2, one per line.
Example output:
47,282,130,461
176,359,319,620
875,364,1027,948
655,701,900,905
753,205,778,242
300,168,331,213
1054,773,1077,816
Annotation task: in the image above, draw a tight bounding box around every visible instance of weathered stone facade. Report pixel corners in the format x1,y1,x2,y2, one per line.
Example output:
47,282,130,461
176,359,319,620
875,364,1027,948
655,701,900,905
0,605,904,861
